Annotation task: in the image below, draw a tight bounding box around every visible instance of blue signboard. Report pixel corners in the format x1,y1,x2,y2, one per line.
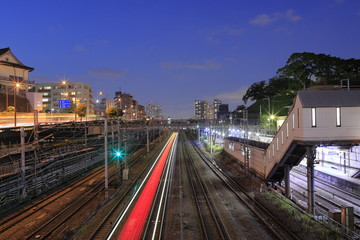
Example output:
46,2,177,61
59,100,71,109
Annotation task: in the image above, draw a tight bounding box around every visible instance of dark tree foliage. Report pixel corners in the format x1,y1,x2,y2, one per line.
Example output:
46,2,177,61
106,106,123,119
276,52,360,86
242,80,267,104
242,76,298,103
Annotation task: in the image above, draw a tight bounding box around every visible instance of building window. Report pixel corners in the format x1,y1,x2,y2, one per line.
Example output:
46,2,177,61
292,113,295,130
311,108,316,127
336,107,341,127
286,122,289,137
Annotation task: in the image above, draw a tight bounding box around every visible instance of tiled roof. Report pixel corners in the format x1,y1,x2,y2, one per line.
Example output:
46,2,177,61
0,47,10,56
0,61,34,72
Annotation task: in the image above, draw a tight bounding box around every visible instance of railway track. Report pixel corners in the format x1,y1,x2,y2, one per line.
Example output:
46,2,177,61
190,139,302,240
24,171,117,240
86,135,172,239
288,169,360,231
182,134,230,240
0,162,110,236
142,135,177,239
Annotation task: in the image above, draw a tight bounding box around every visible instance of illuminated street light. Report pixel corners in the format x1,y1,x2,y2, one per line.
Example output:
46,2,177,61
14,83,20,127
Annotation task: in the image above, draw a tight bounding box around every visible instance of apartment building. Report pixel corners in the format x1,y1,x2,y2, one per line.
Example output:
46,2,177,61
29,81,94,114
146,103,163,119
114,91,145,121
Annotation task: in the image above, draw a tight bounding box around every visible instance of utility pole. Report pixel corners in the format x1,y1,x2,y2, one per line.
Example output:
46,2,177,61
117,120,121,185
21,127,26,199
146,126,149,153
104,120,108,191
210,125,213,154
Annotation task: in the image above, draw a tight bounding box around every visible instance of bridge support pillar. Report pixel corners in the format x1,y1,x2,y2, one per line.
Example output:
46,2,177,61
306,146,315,215
284,165,291,199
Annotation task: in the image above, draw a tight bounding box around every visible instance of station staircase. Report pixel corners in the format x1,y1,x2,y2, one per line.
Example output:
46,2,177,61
259,90,360,182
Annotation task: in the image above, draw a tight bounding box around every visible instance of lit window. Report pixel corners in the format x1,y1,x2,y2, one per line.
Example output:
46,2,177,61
286,122,289,137
292,113,295,129
276,138,279,151
311,108,316,127
281,130,284,144
336,107,341,127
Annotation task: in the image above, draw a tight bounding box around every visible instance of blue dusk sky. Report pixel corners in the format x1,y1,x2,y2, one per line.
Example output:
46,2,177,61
1,0,360,118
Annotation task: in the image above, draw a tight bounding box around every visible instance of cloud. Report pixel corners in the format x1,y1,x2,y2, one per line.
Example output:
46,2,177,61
88,68,127,79
74,44,87,52
250,9,302,26
215,87,248,102
161,60,221,70
250,14,277,26
223,26,244,36
334,0,345,5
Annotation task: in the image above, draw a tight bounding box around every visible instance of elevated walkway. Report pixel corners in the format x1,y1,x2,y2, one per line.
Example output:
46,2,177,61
225,90,360,182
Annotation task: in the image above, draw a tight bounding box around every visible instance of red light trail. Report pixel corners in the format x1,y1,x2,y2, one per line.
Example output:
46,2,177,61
117,133,177,240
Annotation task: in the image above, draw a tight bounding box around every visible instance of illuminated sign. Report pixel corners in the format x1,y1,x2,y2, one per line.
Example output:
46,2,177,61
59,100,71,109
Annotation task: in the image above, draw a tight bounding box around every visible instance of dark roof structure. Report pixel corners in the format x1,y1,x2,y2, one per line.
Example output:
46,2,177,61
0,47,10,56
298,90,360,107
0,47,34,72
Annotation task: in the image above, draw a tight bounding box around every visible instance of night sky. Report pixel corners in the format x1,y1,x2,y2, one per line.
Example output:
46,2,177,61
2,0,360,118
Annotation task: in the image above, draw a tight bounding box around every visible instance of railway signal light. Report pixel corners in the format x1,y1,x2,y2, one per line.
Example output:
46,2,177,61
114,149,125,160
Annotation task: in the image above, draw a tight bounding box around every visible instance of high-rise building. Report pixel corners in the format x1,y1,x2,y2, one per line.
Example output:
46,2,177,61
213,99,222,119
146,103,163,119
218,104,229,120
194,100,208,119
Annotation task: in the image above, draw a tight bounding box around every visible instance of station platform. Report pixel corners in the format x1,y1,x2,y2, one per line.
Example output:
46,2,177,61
297,163,360,195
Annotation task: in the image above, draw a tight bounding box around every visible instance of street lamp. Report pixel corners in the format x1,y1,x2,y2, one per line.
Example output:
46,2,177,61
14,83,20,126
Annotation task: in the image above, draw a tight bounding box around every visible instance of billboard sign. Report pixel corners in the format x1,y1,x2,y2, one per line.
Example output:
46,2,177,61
59,100,71,109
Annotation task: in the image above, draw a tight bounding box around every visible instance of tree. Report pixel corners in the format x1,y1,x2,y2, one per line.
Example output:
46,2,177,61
276,52,360,86
105,106,123,119
75,103,87,121
242,80,267,104
5,106,15,113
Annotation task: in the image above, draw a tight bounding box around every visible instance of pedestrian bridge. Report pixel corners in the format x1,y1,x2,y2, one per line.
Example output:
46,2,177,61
224,89,360,182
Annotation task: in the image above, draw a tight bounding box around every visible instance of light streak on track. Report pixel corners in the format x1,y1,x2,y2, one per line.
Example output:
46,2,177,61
150,133,178,240
106,133,178,240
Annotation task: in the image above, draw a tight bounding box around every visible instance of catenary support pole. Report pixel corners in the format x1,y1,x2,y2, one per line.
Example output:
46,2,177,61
284,165,291,198
21,127,25,187
146,126,149,153
104,120,109,190
306,146,315,215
